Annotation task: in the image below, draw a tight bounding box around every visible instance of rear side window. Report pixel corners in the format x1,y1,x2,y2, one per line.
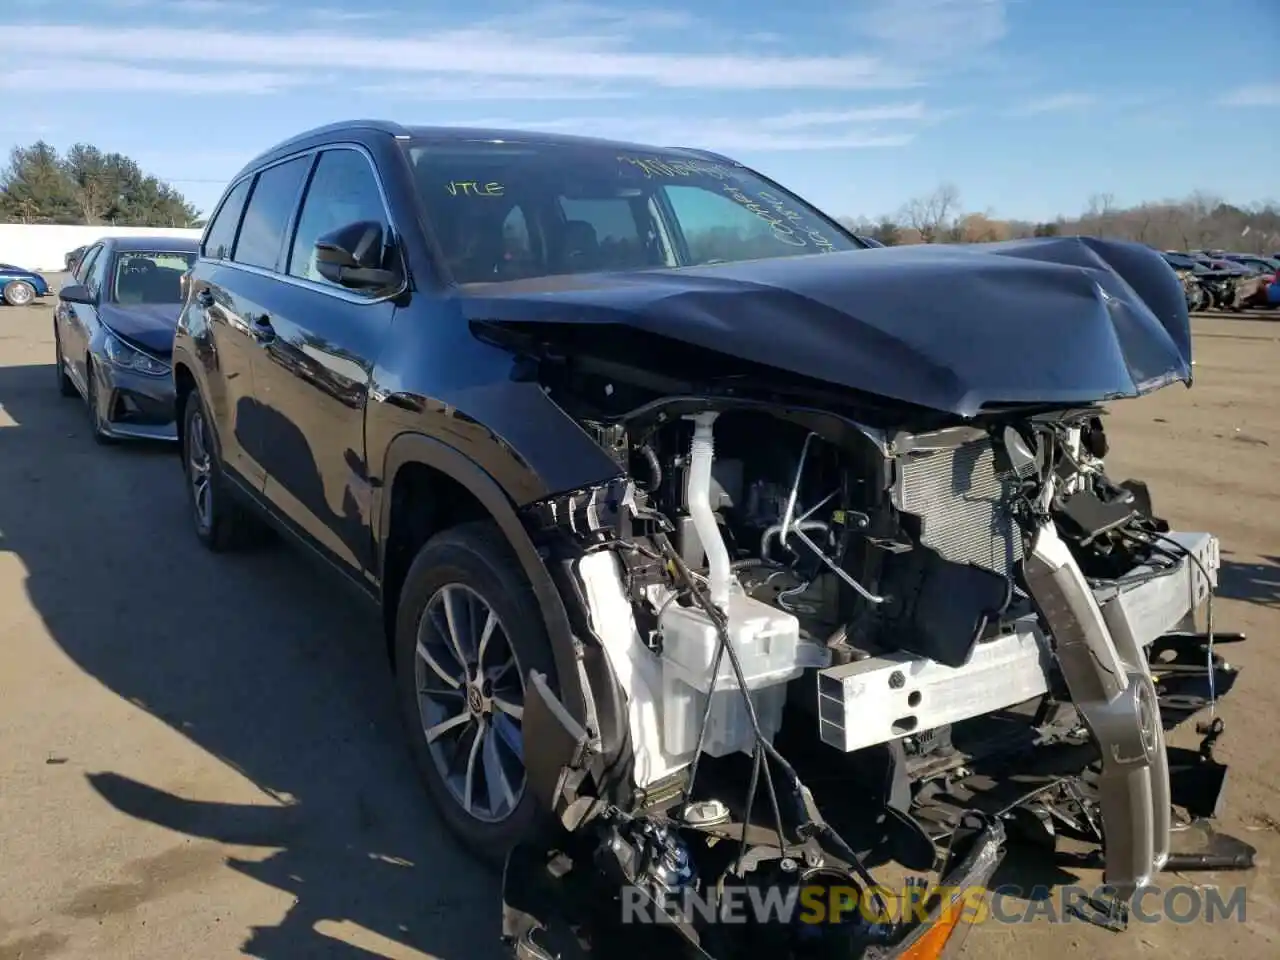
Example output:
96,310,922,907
202,178,250,260
287,149,389,290
234,156,311,271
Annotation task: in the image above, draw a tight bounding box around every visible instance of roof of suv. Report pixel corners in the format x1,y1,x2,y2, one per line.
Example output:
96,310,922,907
235,119,736,183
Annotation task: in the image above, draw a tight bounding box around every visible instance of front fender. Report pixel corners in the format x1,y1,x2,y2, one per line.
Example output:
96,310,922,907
377,431,591,728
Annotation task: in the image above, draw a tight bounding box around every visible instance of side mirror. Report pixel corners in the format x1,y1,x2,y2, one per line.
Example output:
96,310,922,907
314,221,400,291
59,283,95,305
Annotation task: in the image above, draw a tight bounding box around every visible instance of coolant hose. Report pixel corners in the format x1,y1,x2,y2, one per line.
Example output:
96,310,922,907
686,412,731,611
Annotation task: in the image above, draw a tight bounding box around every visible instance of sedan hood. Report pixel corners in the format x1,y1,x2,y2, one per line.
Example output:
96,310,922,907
462,236,1193,418
99,303,181,358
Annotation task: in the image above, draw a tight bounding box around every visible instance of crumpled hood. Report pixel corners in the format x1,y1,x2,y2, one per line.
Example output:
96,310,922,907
99,303,181,357
461,236,1193,417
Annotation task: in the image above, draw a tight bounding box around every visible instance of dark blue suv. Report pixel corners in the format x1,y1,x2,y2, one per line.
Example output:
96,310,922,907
174,121,1216,957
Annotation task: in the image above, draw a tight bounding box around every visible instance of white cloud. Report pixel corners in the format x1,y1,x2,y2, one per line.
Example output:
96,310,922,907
307,9,381,22
0,60,304,95
360,77,639,101
8,22,916,91
1010,92,1095,115
1219,83,1280,107
169,0,274,12
761,101,929,129
859,0,1009,63
99,0,273,11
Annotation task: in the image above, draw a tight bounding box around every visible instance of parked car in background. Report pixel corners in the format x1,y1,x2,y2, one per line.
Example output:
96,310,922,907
65,245,89,273
53,236,199,443
1220,253,1280,275
0,262,51,306
1189,252,1251,274
1161,252,1214,311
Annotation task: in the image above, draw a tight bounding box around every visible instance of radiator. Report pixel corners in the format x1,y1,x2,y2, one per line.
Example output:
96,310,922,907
892,436,1023,577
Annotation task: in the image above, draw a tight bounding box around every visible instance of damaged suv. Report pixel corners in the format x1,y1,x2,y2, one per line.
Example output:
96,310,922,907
173,121,1250,959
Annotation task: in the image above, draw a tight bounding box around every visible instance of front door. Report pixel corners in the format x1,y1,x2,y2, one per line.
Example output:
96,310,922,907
250,146,399,580
56,242,105,393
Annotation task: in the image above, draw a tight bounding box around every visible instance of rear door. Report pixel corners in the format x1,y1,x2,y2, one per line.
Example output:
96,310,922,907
250,145,399,580
195,158,310,490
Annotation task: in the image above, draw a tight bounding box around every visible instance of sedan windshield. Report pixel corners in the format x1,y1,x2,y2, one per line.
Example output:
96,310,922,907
402,139,860,284
111,252,197,304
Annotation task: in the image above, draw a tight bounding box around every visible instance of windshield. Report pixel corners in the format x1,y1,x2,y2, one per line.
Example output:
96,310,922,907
402,139,860,284
111,251,196,304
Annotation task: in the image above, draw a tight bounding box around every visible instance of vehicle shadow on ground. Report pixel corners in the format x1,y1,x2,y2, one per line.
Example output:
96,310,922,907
1218,554,1280,609
0,360,503,959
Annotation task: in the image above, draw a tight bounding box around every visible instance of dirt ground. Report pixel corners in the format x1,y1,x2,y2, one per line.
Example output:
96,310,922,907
0,289,1277,960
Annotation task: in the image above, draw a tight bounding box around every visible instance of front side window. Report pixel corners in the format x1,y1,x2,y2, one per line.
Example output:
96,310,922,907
111,251,198,304
85,245,111,299
287,148,390,291
403,140,859,284
74,244,102,284
234,156,311,271
203,178,251,261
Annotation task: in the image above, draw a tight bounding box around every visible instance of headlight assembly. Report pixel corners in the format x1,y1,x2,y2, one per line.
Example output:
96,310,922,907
103,333,170,377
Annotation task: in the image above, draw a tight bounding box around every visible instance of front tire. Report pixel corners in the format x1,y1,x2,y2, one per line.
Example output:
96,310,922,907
85,359,116,445
181,389,266,551
3,280,35,306
393,520,559,866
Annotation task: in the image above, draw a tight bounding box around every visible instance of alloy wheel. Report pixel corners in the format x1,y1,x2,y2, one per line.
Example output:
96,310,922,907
187,407,213,532
415,583,527,824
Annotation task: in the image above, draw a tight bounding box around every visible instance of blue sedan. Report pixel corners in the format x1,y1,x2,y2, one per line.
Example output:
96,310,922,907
1,262,51,306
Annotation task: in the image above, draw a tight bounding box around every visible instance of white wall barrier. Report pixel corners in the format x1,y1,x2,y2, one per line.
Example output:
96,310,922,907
0,224,205,273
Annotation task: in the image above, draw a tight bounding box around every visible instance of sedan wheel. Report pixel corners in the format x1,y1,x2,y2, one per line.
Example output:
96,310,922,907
54,326,76,397
416,583,527,825
3,280,35,307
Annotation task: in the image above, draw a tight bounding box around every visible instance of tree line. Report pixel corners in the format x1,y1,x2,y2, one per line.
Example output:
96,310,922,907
4,139,1276,254
0,141,199,228
840,182,1280,254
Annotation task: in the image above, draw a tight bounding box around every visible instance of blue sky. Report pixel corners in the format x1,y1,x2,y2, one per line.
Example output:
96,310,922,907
3,0,1277,221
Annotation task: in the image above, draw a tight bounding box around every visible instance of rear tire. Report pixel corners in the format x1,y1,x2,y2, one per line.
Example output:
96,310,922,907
392,519,559,867
181,389,267,552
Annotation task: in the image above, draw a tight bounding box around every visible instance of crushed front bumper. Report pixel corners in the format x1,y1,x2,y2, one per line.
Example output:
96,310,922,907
502,818,1008,960
818,532,1219,755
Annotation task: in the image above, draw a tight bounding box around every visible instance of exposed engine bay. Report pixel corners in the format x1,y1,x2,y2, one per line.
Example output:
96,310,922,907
503,388,1252,959
484,237,1253,959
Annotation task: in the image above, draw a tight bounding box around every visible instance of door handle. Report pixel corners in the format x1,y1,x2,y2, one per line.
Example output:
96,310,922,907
250,314,276,344
196,289,215,308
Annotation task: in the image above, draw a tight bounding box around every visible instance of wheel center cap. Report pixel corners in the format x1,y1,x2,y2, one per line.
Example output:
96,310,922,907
466,685,485,716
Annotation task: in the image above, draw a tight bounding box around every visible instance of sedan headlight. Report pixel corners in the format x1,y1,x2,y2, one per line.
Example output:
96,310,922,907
104,333,170,377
